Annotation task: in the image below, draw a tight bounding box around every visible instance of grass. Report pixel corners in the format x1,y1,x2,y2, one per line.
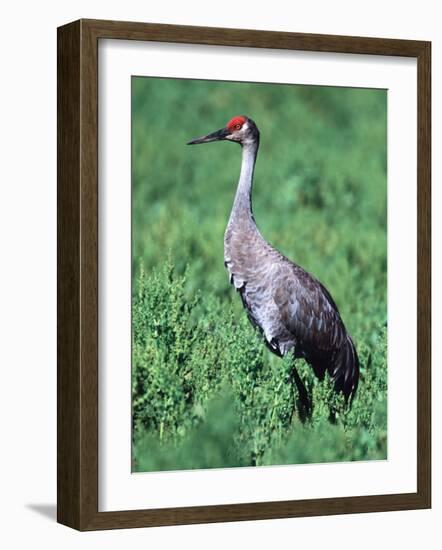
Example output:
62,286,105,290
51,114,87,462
131,77,387,472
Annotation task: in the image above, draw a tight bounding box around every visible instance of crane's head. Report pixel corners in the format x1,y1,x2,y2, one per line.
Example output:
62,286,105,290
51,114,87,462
187,115,259,147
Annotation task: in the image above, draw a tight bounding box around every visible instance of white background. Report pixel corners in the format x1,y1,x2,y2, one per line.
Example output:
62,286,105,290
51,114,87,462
0,0,440,548
100,41,417,511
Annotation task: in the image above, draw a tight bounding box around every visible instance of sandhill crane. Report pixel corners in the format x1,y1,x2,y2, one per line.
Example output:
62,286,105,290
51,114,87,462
188,115,359,405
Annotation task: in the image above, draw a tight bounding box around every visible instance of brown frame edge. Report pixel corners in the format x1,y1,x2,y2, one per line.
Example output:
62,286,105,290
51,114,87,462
57,18,431,531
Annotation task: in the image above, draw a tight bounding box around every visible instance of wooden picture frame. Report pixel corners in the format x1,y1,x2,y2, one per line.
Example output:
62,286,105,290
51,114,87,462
57,18,431,530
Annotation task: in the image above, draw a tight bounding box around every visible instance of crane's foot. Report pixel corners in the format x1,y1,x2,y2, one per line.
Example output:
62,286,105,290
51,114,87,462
290,366,311,422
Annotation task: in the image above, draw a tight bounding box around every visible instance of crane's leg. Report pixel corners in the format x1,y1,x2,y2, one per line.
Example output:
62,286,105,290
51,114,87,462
290,364,311,420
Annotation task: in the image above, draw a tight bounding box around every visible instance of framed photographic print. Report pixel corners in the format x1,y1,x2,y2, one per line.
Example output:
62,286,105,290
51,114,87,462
57,19,431,530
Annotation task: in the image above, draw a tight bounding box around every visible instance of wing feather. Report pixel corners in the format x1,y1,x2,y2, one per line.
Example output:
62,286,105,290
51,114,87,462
273,262,347,355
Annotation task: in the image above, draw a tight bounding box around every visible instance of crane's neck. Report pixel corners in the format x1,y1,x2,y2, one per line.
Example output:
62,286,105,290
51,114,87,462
229,140,259,227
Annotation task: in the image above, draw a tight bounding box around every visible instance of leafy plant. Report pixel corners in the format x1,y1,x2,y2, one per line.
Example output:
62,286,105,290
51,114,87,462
132,262,387,471
131,78,387,471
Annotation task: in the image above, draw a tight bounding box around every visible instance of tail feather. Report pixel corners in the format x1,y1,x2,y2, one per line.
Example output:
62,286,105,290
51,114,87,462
329,335,359,400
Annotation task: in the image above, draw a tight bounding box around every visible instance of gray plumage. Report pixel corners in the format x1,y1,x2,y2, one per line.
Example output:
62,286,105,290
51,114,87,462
188,115,359,400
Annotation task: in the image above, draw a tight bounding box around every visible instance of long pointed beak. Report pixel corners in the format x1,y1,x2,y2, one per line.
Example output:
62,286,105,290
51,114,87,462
187,127,229,145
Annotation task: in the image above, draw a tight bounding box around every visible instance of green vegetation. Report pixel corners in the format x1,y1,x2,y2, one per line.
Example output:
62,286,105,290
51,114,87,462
131,77,387,472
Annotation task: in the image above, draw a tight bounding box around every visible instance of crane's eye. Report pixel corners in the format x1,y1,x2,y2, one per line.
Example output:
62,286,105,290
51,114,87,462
234,124,241,130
